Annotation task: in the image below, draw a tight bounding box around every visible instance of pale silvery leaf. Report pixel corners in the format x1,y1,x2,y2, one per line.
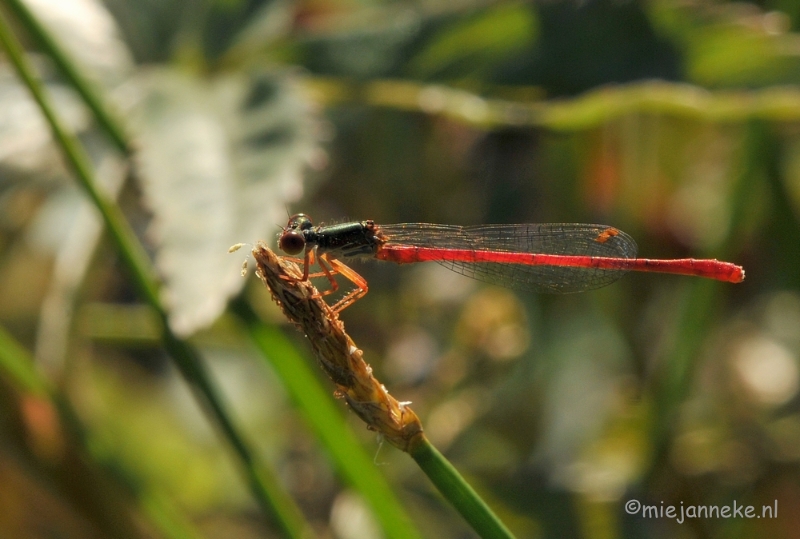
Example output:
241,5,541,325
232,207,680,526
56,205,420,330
0,62,90,178
130,68,321,336
23,0,134,85
0,0,133,179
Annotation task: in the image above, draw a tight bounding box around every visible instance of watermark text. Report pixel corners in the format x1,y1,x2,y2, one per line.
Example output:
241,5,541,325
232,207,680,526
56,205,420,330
625,499,778,524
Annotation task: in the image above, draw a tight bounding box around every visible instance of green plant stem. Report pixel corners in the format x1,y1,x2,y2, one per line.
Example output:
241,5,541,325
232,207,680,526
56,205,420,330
308,76,800,130
1,0,130,153
252,244,516,538
232,298,424,539
409,437,516,539
159,329,312,538
0,9,156,306
0,12,311,538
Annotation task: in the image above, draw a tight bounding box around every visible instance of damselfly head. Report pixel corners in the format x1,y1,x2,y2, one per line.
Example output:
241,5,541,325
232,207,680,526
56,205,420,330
286,213,314,231
279,214,314,254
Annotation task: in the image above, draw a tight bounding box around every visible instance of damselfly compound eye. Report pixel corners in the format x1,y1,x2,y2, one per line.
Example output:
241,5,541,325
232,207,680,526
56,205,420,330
279,230,306,255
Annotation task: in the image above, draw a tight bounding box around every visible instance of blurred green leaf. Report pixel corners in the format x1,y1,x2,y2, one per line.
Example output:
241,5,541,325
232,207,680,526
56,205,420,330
650,1,800,87
688,24,800,87
408,3,537,80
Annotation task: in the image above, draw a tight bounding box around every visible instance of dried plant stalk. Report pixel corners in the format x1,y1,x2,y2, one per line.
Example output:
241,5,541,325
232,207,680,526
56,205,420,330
252,242,424,452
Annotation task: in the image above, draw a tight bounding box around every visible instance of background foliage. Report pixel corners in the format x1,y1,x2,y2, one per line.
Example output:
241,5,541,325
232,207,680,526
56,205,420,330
1,0,799,537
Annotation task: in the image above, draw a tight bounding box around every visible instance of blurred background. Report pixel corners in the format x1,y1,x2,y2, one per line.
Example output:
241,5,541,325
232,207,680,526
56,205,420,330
1,0,799,537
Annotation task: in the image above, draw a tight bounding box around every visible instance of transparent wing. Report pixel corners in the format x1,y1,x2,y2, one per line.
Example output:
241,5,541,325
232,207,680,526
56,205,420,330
378,223,638,293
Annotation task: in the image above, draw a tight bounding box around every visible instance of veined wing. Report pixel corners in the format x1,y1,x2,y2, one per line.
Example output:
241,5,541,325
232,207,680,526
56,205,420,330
377,223,639,293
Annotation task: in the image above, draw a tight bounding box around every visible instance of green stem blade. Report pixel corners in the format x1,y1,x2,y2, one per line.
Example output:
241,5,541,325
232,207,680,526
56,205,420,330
410,437,516,539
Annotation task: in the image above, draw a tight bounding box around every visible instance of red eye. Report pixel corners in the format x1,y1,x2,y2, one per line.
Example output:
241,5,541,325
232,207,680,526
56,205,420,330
279,230,306,255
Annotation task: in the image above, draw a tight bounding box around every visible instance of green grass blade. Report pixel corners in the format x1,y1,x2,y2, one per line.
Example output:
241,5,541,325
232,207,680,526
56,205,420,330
0,8,157,307
2,0,131,153
232,298,424,539
0,324,50,396
0,12,311,538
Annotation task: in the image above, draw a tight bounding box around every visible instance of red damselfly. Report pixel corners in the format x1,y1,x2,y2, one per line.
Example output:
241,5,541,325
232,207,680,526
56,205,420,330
277,214,744,312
